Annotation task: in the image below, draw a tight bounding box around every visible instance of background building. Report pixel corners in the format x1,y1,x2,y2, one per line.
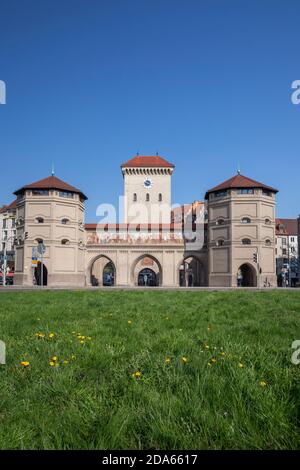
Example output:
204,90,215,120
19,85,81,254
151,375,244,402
275,218,299,286
0,200,17,271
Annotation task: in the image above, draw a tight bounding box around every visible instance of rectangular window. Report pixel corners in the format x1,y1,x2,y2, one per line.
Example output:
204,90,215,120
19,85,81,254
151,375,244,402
59,191,73,198
291,237,295,243
237,189,254,194
214,190,228,198
282,249,287,255
32,189,49,196
3,219,7,229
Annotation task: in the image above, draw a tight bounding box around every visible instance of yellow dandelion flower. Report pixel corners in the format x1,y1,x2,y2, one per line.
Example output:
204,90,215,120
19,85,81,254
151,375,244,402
207,362,212,367
87,337,92,341
20,361,30,367
132,371,142,379
49,333,55,338
181,356,188,364
127,320,132,324
205,344,210,349
63,360,69,365
211,358,217,363
220,352,225,356
80,340,85,344
238,362,244,368
52,356,58,361
259,381,267,387
71,355,76,360
49,361,55,367
165,357,171,364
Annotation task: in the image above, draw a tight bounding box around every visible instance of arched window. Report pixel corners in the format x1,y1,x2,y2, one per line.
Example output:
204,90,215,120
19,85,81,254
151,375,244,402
216,218,225,225
146,193,150,202
36,217,44,224
158,193,162,202
265,239,272,246
61,218,69,225
133,193,137,202
35,238,43,244
241,217,251,224
61,239,69,245
242,238,251,245
216,239,225,246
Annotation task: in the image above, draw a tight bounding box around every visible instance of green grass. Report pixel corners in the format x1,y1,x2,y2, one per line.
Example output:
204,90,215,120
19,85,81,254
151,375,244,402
0,290,299,450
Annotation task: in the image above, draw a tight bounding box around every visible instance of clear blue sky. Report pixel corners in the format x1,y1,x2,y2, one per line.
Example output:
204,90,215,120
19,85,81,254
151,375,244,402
0,0,299,221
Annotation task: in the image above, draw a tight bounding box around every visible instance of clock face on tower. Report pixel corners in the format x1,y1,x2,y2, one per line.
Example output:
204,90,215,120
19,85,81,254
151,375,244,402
143,178,153,189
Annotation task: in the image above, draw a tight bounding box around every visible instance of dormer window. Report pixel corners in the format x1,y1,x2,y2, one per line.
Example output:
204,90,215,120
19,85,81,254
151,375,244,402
242,238,251,245
216,239,225,246
241,217,251,224
36,217,44,224
61,239,70,245
265,218,272,225
61,218,69,225
265,239,272,246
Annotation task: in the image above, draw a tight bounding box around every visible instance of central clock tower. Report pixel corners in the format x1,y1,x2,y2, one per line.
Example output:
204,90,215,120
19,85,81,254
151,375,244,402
121,155,174,224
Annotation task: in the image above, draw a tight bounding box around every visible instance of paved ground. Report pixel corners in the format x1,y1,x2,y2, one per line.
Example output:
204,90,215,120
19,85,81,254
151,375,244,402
0,285,299,292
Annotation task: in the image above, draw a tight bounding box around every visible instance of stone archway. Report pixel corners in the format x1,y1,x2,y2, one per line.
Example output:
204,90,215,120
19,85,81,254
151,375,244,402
131,254,162,286
178,256,204,287
237,263,257,287
90,255,116,286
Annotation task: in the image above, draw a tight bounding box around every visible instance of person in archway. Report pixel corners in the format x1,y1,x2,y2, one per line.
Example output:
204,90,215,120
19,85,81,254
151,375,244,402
237,269,243,287
143,273,148,286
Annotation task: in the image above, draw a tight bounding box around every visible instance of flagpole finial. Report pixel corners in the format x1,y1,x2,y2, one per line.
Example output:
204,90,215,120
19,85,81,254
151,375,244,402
51,163,55,176
237,162,241,175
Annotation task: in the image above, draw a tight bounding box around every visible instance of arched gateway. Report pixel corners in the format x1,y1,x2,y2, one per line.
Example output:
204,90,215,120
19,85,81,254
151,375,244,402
90,255,116,286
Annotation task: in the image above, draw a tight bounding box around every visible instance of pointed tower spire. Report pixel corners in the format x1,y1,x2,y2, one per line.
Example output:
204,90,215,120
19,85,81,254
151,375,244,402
51,163,55,176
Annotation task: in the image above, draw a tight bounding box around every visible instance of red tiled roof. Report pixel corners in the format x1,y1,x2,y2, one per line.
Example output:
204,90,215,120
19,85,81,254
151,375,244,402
276,218,298,236
205,173,278,199
14,176,87,200
0,199,17,213
121,155,174,168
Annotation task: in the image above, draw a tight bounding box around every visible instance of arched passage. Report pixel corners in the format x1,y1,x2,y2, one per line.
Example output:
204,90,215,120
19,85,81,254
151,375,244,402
179,256,204,287
34,262,48,286
131,254,162,286
90,255,116,286
237,263,257,287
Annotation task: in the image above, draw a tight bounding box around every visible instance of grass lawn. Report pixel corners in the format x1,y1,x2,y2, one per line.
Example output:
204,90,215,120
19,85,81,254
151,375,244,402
0,289,299,450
